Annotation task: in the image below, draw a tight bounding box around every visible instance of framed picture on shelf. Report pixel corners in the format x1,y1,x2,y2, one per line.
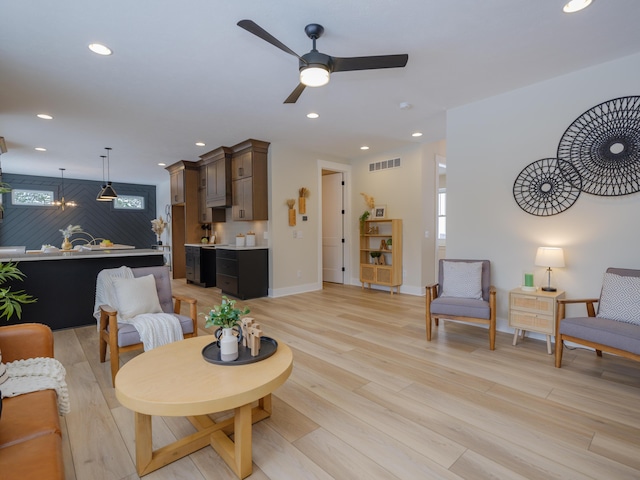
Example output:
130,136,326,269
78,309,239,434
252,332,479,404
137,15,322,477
373,205,386,219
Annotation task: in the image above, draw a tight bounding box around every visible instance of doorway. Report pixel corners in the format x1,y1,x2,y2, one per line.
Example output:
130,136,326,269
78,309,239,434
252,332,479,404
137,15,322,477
322,171,344,283
318,161,351,286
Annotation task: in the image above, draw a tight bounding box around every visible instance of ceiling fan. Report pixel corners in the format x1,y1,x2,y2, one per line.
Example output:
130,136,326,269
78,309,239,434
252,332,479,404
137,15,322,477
237,20,409,104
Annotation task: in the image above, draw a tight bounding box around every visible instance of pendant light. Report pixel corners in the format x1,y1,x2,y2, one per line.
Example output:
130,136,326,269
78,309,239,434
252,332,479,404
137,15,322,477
96,155,110,201
53,168,77,210
99,147,118,200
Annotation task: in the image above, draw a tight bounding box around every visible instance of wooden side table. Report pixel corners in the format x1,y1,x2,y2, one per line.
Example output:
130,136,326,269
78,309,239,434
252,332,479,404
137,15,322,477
509,287,565,354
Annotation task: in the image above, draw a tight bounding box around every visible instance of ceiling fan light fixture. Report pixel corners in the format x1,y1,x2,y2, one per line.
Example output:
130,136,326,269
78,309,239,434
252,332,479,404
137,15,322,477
563,0,593,13
88,43,113,56
300,66,330,87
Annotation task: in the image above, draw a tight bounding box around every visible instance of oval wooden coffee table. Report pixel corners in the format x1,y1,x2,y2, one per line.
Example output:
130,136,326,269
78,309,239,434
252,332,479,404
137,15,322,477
115,335,293,478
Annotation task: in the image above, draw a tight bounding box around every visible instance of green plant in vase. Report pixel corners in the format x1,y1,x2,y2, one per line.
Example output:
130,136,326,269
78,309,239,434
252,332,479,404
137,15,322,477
205,296,250,362
359,210,370,233
0,262,37,321
205,296,250,330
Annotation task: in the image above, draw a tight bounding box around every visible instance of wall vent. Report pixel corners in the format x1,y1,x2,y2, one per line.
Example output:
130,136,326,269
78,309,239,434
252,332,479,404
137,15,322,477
369,157,401,173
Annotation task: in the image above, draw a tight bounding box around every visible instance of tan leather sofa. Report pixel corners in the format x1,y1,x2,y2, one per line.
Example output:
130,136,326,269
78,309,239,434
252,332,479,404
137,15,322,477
0,323,65,479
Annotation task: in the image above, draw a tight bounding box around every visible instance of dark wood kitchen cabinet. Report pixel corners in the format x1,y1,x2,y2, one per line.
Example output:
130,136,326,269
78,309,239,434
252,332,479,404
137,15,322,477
185,246,216,287
216,248,268,300
230,139,269,221
199,146,232,208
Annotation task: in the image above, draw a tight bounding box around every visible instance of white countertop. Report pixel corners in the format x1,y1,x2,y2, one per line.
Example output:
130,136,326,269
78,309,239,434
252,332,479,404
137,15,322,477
184,244,267,250
0,248,164,262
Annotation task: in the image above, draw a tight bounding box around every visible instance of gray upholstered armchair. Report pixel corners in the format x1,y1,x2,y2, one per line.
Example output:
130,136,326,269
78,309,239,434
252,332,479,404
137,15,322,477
426,259,497,350
98,265,197,385
555,267,640,368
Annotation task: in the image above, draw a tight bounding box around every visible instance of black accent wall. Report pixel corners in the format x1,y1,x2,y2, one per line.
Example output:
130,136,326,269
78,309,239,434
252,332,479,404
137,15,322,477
0,173,156,250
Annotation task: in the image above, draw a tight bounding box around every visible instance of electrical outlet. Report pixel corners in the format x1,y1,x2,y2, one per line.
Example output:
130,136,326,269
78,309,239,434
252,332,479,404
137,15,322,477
297,270,302,278
297,230,303,238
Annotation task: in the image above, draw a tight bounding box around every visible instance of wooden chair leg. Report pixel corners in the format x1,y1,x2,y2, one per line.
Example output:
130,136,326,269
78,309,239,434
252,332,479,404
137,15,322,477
426,314,432,341
99,334,107,363
555,337,564,368
489,321,496,351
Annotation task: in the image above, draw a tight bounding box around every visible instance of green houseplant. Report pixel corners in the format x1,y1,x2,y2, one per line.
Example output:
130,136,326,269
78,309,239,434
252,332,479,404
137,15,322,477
205,296,250,362
205,296,250,329
0,262,37,320
359,210,370,233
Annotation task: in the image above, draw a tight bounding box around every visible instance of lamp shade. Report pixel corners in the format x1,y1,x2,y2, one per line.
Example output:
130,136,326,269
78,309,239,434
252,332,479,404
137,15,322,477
535,247,565,268
300,66,330,87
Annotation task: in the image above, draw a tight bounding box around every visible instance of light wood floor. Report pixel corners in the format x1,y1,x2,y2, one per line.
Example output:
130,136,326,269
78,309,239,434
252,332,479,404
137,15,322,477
54,281,640,480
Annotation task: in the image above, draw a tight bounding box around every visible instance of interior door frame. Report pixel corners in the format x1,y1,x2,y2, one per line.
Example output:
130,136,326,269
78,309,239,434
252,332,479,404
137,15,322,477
317,160,352,287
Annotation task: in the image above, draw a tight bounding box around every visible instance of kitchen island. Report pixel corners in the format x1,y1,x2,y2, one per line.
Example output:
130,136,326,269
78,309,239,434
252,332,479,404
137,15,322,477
1,249,164,330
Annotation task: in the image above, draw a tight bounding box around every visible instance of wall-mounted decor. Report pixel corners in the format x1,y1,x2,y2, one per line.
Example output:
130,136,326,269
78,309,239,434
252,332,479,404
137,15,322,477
513,95,640,216
286,199,296,226
298,187,309,214
557,96,640,196
513,158,581,216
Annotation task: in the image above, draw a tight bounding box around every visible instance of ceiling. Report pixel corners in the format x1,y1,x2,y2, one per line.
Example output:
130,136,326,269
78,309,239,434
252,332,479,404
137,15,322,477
1,0,639,186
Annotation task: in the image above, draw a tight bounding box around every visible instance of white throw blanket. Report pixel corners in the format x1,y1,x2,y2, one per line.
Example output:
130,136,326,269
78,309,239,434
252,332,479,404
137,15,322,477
1,357,70,416
94,266,183,351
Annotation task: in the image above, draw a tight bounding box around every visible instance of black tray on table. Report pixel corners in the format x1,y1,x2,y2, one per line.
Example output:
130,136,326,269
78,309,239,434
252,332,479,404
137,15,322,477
201,336,278,365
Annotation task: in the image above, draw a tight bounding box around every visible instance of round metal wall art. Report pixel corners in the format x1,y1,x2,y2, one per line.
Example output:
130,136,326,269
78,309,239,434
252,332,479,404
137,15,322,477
513,158,582,216
557,95,640,196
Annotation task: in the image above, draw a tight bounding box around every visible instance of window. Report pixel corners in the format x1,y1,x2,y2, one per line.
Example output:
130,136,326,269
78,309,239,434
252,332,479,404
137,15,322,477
113,195,145,210
11,189,54,206
437,189,446,239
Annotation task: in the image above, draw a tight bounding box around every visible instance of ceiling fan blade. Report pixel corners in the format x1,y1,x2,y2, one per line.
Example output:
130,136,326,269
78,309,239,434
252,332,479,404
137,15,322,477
237,20,306,63
332,54,408,72
284,83,306,104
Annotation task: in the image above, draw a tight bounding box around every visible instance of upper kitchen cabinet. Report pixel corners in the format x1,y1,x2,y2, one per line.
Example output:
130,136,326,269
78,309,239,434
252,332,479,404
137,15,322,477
165,160,200,278
167,160,199,205
231,139,270,221
199,146,232,208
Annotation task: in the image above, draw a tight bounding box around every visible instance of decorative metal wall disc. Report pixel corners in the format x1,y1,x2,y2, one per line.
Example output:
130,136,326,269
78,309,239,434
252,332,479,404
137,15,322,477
513,158,582,216
557,96,640,196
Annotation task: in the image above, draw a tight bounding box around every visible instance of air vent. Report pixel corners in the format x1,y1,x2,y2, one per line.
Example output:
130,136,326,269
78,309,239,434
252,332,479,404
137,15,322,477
369,157,401,173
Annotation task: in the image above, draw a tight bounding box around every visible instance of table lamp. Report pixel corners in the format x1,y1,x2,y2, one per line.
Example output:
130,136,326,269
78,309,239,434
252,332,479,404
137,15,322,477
535,247,565,292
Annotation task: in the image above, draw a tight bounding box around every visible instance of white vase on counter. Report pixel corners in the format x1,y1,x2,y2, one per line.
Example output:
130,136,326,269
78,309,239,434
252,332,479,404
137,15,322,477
246,234,256,247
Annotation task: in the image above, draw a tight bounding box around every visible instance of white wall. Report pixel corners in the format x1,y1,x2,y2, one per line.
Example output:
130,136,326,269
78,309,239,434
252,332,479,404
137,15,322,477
349,141,443,294
446,52,640,332
268,142,349,296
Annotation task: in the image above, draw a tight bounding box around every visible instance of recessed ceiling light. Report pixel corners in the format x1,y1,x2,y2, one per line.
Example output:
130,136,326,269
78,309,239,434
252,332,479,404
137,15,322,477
158,162,166,166
360,146,369,150
35,147,47,151
88,43,113,56
563,0,593,13
306,112,319,119
412,132,423,137
195,142,205,147
37,113,53,120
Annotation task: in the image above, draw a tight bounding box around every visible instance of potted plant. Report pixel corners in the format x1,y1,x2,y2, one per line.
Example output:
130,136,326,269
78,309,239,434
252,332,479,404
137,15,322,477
386,238,392,250
359,210,370,233
0,262,37,321
205,296,250,362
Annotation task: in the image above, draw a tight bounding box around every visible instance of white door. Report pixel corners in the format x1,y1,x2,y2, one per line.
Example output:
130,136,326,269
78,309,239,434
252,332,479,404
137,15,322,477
322,172,344,283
